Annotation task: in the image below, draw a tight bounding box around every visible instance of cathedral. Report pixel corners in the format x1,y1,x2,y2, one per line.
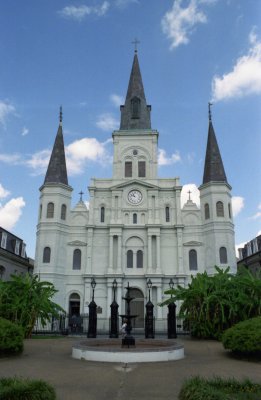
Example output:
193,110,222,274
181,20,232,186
35,51,236,331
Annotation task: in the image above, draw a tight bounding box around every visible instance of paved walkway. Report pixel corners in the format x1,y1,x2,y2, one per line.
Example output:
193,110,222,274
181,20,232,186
0,336,260,400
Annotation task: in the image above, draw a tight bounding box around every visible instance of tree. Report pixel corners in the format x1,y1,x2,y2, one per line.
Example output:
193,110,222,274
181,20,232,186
160,266,261,339
0,274,64,338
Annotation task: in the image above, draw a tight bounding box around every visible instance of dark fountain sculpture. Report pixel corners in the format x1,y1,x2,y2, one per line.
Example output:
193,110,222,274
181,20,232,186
120,282,137,348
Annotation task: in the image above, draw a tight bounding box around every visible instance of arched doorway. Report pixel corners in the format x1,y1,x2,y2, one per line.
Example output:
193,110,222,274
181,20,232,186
127,288,144,328
69,293,80,316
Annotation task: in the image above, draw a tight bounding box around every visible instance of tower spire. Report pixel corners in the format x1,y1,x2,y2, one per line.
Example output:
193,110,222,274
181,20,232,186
44,107,68,186
120,51,151,130
202,104,227,185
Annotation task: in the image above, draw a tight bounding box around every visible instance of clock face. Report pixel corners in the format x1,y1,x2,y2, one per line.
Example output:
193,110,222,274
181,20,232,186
128,190,142,204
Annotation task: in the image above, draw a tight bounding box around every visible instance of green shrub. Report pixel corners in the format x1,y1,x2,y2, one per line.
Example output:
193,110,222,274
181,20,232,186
178,376,261,400
0,318,24,356
0,377,56,400
222,317,261,356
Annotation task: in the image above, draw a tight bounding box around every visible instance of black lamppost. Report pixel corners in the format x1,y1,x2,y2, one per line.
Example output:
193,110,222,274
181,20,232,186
145,278,154,338
167,278,177,339
109,279,119,338
87,277,97,338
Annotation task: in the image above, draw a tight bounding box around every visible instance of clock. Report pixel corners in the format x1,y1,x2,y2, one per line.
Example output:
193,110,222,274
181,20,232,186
128,190,142,204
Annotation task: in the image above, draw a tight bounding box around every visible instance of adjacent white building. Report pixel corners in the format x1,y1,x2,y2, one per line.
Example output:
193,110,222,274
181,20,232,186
34,52,236,331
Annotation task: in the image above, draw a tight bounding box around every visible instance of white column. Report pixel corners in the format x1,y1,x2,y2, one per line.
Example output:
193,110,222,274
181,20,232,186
87,228,93,274
177,227,184,274
117,235,122,273
108,234,113,273
156,234,161,273
147,234,152,273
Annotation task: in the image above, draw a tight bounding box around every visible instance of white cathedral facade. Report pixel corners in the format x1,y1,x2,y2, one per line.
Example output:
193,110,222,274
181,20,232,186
35,52,236,331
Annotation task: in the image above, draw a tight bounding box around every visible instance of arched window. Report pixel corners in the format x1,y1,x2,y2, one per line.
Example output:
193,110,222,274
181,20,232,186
219,247,227,264
165,206,170,222
133,213,137,224
47,202,54,218
204,203,210,219
127,250,133,268
131,96,141,119
228,203,232,219
73,249,81,270
61,204,66,220
101,206,105,223
43,247,51,263
125,161,132,177
189,249,198,271
216,201,224,217
137,250,143,268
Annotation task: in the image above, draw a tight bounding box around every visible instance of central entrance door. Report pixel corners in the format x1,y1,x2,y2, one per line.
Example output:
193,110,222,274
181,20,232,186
127,288,144,328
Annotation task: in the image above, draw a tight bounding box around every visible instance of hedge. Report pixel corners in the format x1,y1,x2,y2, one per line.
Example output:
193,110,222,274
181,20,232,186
0,318,24,356
0,377,56,400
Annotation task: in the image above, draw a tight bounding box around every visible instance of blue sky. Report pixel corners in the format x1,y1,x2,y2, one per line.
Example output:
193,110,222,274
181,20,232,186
0,0,260,258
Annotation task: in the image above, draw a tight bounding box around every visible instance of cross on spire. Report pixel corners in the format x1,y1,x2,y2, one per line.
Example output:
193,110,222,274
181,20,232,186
59,105,63,124
208,102,213,122
79,191,84,202
132,38,140,53
188,190,192,201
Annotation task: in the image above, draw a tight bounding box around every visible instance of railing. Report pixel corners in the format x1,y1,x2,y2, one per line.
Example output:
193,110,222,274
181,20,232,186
32,314,190,336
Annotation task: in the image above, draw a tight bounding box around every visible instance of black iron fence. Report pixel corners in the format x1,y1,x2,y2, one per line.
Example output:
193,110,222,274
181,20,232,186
32,314,190,336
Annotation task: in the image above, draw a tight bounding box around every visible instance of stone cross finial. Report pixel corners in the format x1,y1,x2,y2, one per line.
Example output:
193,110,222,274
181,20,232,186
188,190,192,201
59,106,63,124
208,102,213,122
132,38,140,53
79,191,84,202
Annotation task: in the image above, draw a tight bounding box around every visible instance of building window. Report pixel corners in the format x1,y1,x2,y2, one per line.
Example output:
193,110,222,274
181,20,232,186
73,249,81,270
216,201,224,217
189,249,198,271
165,206,170,222
137,250,143,268
15,240,20,255
21,243,26,258
204,203,210,219
39,204,42,220
131,96,141,119
61,204,66,220
133,213,137,224
47,202,54,218
228,203,232,219
127,250,133,268
125,161,132,177
43,247,51,263
0,266,5,279
1,232,7,249
101,206,105,223
138,161,146,177
219,247,227,264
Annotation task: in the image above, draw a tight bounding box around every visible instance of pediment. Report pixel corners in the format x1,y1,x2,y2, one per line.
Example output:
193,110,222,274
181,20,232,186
183,241,203,247
111,179,159,190
68,240,87,247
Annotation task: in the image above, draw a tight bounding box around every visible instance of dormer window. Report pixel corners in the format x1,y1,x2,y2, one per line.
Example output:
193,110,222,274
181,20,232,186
131,97,141,119
1,232,7,249
15,240,20,255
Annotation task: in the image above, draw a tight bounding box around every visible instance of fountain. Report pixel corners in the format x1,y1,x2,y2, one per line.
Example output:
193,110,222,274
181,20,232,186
120,282,137,348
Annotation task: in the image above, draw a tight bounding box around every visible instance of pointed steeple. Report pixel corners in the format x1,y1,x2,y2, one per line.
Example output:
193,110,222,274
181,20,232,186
44,107,68,186
120,51,151,130
202,104,227,184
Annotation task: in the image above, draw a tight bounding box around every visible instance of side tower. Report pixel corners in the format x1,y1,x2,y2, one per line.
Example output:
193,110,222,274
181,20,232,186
199,105,236,274
35,108,73,300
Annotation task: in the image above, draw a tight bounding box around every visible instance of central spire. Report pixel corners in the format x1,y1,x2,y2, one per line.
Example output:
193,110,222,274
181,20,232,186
120,51,151,130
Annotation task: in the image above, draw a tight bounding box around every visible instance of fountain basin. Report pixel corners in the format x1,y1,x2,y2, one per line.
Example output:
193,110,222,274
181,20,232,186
72,339,184,363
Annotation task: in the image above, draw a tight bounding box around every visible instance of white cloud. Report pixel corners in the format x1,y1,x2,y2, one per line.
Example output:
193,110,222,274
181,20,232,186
96,113,119,131
231,196,244,217
0,183,10,199
161,0,211,50
66,137,112,175
0,153,22,165
257,230,261,236
181,183,200,207
59,2,109,21
21,126,29,136
115,0,139,9
0,197,25,231
110,94,124,107
26,149,51,175
0,100,15,126
212,30,261,101
251,202,261,219
158,148,181,165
